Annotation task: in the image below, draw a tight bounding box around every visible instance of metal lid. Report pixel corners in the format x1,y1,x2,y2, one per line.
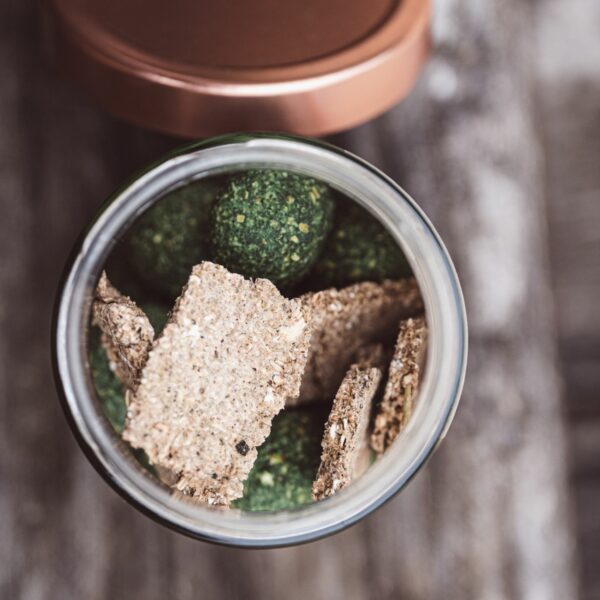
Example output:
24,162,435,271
50,0,430,137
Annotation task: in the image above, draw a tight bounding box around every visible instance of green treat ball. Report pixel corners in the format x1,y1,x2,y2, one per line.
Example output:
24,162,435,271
211,170,334,286
102,253,146,300
232,407,328,512
313,203,411,287
89,332,126,433
127,179,220,299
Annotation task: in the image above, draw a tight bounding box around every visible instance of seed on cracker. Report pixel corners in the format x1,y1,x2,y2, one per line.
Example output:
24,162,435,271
371,317,428,455
312,364,382,501
123,262,311,506
296,278,422,405
92,271,154,389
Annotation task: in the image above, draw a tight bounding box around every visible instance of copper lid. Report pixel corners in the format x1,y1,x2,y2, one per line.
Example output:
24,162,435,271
50,0,430,137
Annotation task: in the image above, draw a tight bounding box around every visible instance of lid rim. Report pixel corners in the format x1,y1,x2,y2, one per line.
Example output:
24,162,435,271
58,24,427,96
51,0,429,83
50,0,431,137
51,0,431,85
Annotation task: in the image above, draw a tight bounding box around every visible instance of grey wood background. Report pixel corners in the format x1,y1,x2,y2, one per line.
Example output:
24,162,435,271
0,0,598,598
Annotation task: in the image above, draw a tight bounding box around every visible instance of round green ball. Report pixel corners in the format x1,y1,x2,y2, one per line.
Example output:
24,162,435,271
127,179,220,299
211,170,334,286
232,407,327,512
313,203,411,287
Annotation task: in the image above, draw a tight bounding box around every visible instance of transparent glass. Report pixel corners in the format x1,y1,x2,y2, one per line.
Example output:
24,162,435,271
53,134,467,547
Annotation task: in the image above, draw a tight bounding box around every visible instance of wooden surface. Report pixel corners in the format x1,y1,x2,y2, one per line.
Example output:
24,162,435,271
0,0,597,598
534,1,600,596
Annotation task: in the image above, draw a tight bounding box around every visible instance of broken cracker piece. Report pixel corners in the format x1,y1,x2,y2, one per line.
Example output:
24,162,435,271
371,317,428,455
349,344,387,476
296,278,422,405
92,271,154,389
123,262,311,506
312,364,382,501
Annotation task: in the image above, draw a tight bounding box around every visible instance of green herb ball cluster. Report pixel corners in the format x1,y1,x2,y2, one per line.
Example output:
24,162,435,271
211,170,334,286
313,203,411,287
89,333,126,433
233,407,327,512
127,180,220,299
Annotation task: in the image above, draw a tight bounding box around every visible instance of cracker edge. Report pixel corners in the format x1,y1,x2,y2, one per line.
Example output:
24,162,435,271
370,316,428,455
312,364,382,501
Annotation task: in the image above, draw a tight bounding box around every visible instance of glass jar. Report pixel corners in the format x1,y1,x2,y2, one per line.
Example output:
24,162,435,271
53,133,467,547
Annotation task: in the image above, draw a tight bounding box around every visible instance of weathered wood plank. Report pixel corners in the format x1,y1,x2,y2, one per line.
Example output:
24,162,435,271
0,3,178,599
533,0,600,345
533,1,600,595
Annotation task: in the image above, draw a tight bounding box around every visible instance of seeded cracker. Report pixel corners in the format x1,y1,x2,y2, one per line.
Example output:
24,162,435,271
123,262,311,506
92,272,154,389
296,278,422,404
371,317,428,455
349,344,386,475
312,364,382,500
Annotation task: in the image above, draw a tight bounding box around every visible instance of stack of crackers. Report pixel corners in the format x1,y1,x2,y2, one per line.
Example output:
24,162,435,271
92,261,427,507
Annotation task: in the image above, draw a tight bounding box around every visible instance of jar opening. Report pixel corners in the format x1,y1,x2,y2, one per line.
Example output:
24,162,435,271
54,135,466,546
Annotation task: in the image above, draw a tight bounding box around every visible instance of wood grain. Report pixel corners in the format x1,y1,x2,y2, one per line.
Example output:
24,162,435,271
0,0,594,598
533,1,600,597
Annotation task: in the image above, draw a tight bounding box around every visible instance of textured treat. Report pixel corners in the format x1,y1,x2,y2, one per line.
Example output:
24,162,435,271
211,170,334,286
371,317,428,455
312,365,382,500
233,406,328,512
313,203,411,287
123,262,311,506
92,272,154,389
127,179,220,298
296,278,423,404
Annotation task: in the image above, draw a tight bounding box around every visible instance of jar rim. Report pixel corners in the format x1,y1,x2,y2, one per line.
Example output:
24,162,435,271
52,134,467,547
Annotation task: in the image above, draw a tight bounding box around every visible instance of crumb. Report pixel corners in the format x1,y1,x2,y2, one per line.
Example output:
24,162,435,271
236,440,250,456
